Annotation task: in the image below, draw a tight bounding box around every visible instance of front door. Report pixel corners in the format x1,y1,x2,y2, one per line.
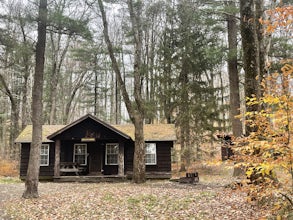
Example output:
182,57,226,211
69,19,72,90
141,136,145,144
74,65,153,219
88,143,103,174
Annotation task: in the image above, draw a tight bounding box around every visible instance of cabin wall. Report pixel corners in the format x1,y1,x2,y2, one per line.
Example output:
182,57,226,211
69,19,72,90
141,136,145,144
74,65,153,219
147,141,172,172
20,143,55,179
60,141,74,162
125,141,172,173
19,140,173,179
54,118,125,141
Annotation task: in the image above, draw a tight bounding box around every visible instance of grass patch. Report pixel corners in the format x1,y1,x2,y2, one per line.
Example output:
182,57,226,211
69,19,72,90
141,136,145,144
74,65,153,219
0,177,21,184
103,192,115,202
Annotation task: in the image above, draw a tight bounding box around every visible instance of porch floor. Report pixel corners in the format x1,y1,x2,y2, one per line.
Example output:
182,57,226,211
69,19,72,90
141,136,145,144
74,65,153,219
54,175,128,183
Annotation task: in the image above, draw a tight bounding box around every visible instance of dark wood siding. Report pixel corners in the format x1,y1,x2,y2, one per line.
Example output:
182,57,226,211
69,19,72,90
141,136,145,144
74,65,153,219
146,141,172,172
60,141,74,162
125,141,173,173
103,165,118,175
125,141,134,172
20,143,29,177
20,140,172,178
20,143,55,178
53,118,127,142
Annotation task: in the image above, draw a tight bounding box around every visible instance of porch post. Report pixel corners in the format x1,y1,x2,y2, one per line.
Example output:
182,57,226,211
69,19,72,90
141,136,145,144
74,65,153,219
118,142,124,176
54,139,60,177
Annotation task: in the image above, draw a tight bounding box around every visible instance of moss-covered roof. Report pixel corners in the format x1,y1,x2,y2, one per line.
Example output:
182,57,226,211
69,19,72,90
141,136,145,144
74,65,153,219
15,124,176,143
113,124,176,141
15,125,66,143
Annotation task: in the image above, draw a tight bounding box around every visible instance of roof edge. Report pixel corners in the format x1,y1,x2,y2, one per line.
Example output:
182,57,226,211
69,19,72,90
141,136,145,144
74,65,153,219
47,114,131,140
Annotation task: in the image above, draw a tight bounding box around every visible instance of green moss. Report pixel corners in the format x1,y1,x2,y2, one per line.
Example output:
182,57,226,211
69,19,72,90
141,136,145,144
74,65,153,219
0,177,21,184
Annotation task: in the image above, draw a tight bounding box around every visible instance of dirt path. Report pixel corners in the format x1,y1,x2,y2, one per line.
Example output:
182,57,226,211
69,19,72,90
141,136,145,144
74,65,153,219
0,180,269,220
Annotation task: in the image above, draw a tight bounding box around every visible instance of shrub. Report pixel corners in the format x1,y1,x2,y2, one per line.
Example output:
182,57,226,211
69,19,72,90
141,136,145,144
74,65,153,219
0,158,19,177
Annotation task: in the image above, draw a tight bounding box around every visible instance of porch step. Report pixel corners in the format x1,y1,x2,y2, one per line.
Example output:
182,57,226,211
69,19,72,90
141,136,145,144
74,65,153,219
54,175,128,183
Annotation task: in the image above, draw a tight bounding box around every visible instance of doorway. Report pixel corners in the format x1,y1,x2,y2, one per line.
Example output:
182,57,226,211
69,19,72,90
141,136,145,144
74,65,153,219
88,142,103,174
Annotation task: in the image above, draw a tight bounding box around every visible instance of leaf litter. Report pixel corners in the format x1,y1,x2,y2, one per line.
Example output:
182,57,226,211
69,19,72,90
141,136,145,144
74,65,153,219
0,179,270,220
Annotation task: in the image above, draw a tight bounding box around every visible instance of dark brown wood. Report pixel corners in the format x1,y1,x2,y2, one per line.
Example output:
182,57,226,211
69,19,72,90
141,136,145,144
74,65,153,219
125,141,172,173
18,115,174,181
218,135,234,160
179,172,199,184
49,116,130,141
88,142,103,173
20,143,55,179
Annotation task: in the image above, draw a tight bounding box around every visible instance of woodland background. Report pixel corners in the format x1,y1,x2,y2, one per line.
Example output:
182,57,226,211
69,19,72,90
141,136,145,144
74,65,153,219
0,0,292,166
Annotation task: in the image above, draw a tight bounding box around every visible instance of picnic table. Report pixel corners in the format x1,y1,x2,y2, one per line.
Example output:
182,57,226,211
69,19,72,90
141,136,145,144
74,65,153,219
60,162,80,175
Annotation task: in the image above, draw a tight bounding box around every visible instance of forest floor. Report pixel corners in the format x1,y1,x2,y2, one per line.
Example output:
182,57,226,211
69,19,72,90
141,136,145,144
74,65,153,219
0,163,272,220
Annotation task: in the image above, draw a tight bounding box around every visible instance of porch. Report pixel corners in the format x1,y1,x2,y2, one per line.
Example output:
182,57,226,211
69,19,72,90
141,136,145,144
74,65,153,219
54,174,128,183
53,172,172,182
53,139,126,178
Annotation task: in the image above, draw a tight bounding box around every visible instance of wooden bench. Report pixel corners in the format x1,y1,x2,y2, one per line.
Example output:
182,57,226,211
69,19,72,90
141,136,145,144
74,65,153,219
60,162,79,176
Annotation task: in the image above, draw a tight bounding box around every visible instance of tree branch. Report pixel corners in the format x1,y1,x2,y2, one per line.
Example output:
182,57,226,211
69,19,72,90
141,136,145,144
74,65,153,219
97,0,136,122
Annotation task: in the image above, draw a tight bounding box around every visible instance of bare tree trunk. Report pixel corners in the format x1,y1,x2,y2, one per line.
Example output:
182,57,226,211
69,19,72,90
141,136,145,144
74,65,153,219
240,0,258,99
0,75,20,158
23,0,47,199
47,32,71,124
227,1,242,137
240,0,261,135
21,74,30,129
63,71,87,124
253,0,265,98
133,114,145,183
19,18,33,130
98,0,146,183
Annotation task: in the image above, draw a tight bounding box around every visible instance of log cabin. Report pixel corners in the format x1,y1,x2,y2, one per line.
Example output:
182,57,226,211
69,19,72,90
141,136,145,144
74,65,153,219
15,114,176,181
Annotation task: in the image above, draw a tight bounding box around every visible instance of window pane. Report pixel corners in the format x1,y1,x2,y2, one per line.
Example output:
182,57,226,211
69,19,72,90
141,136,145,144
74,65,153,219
145,143,156,165
75,155,85,165
40,145,49,166
107,155,118,164
106,144,119,165
146,143,156,154
75,145,86,154
74,144,87,165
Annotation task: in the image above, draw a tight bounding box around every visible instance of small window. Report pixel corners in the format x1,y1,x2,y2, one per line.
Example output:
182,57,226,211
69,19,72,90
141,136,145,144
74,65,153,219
105,143,119,165
74,144,87,165
40,144,49,166
145,143,156,165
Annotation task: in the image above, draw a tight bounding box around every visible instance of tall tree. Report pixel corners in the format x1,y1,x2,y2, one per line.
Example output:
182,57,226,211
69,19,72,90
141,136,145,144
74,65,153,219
0,1,34,158
98,0,146,183
240,0,265,134
23,0,47,199
158,0,224,165
226,1,242,136
44,0,91,124
240,0,257,100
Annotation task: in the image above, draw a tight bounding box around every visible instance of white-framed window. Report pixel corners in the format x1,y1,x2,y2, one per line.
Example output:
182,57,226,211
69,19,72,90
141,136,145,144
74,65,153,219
40,144,50,166
105,143,119,165
73,144,87,165
145,143,157,165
